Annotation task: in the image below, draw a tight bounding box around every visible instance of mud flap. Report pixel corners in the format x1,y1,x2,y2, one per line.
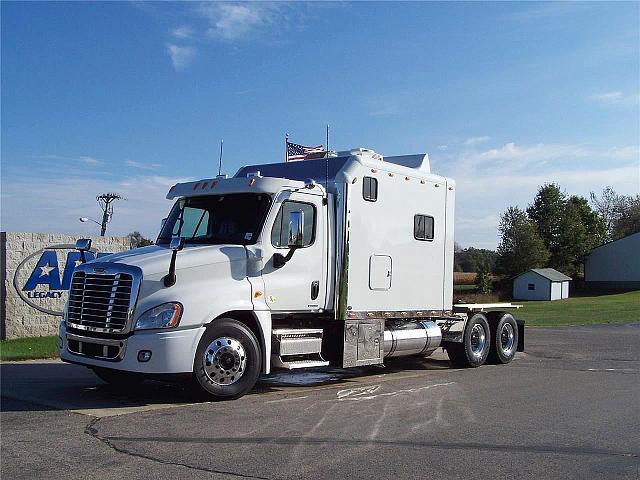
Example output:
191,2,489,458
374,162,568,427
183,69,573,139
516,319,525,352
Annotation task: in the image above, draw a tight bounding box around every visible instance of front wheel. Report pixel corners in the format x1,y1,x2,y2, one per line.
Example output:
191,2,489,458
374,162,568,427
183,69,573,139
447,313,491,368
193,318,261,400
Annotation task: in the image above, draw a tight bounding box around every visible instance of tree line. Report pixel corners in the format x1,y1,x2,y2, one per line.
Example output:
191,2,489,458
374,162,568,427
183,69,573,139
495,185,639,278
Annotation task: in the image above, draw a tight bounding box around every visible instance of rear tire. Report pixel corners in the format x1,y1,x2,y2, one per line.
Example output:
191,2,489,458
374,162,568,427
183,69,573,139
193,318,261,400
92,367,144,387
447,313,491,368
487,313,518,364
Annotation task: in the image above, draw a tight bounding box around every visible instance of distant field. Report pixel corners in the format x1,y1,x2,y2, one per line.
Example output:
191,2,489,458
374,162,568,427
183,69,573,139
453,272,476,285
515,290,640,327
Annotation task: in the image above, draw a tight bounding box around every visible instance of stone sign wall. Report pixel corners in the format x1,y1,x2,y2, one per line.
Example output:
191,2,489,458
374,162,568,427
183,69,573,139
1,232,131,339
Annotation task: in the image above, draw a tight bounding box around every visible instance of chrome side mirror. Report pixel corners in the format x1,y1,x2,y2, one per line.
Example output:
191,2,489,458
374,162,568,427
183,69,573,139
165,237,185,287
287,211,304,248
75,238,92,251
75,238,92,263
170,237,185,251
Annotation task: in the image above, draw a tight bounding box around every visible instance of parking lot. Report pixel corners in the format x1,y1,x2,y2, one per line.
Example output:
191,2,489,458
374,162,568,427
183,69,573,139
2,323,639,480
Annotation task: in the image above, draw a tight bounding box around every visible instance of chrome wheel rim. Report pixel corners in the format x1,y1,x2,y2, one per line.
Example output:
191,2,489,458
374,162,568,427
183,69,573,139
500,323,515,356
470,323,487,357
203,337,247,385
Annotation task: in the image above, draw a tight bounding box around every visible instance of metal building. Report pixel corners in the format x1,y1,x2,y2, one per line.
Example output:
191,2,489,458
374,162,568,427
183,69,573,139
513,268,571,301
585,232,640,289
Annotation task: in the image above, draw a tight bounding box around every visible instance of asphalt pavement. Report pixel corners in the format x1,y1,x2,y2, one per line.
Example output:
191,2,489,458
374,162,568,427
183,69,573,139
2,323,639,480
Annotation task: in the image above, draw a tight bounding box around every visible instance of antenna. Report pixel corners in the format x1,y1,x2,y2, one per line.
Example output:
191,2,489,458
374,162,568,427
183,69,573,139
325,124,330,195
218,140,224,176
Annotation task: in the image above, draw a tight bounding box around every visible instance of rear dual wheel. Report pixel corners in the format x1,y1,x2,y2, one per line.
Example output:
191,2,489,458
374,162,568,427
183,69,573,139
487,312,518,364
447,313,491,367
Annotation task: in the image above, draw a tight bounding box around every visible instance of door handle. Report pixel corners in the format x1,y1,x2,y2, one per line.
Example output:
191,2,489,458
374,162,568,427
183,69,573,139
311,281,319,300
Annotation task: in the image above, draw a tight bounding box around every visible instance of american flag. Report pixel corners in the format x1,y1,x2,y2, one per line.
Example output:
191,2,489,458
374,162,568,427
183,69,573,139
286,141,324,161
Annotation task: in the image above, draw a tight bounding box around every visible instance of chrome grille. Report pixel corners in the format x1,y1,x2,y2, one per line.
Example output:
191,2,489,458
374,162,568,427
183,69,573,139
67,271,133,332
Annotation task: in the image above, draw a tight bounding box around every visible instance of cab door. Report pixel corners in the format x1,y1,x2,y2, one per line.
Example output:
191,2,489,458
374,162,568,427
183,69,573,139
261,190,326,312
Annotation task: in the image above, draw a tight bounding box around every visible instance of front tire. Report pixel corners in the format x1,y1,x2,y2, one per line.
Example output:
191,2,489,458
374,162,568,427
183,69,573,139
447,313,491,368
193,318,261,400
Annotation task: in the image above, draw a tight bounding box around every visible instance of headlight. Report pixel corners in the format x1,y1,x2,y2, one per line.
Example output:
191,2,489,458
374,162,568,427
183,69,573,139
135,303,183,330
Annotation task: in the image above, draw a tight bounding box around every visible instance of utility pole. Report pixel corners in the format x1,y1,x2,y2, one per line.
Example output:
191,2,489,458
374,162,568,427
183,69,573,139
96,193,123,236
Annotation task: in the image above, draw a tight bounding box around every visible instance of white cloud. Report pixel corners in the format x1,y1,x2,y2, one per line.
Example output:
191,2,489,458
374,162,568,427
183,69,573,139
79,156,102,165
39,154,103,166
1,174,192,239
435,140,640,249
126,160,162,170
463,136,491,146
199,3,268,41
170,25,194,40
167,44,196,71
590,91,640,107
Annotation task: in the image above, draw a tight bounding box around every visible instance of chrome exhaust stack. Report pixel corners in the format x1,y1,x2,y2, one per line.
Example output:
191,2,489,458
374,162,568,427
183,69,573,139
384,320,442,358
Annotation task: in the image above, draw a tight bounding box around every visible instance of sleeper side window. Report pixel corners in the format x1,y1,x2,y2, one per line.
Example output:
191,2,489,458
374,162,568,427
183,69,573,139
271,201,316,248
363,176,378,202
414,214,434,241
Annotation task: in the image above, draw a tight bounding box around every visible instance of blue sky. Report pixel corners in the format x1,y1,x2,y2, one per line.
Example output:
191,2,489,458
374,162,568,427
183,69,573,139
1,1,638,248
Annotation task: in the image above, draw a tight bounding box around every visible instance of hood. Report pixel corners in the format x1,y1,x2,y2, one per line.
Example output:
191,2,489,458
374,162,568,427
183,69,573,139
95,244,248,276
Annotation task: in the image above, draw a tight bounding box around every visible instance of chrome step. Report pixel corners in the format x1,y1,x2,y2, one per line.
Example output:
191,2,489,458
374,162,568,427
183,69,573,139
272,328,323,356
271,354,329,370
271,328,327,370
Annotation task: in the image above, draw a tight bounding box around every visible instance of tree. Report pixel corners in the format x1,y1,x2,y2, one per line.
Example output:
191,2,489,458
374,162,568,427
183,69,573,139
554,196,607,276
590,186,624,240
455,247,498,273
590,187,640,241
474,265,493,294
495,207,550,277
526,183,566,255
528,185,605,276
128,231,153,248
612,195,640,240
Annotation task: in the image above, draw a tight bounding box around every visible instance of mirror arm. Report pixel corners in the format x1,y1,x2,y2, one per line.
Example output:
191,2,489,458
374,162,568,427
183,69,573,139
164,250,178,287
273,248,296,269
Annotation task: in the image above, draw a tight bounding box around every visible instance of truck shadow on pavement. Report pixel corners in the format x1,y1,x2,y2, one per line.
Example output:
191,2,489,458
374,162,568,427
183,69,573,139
0,355,454,414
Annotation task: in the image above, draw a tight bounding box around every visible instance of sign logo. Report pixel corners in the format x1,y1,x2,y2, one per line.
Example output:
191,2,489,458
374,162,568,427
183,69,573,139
13,244,110,316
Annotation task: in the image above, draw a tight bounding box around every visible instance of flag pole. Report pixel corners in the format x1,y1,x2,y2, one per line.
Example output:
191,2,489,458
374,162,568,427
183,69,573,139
285,133,289,162
218,139,224,176
326,124,329,157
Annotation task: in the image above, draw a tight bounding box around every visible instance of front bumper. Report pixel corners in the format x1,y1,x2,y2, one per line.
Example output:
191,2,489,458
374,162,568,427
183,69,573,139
59,322,205,374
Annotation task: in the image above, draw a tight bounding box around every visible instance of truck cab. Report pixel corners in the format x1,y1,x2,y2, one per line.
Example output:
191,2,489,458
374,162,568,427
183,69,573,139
59,148,523,399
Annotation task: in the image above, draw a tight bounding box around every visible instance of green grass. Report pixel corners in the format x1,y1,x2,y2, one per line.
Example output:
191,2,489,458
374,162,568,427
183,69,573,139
453,285,477,292
0,336,59,361
515,290,640,327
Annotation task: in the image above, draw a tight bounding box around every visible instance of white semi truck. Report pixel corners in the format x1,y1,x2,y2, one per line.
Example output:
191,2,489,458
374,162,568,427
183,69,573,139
59,148,524,399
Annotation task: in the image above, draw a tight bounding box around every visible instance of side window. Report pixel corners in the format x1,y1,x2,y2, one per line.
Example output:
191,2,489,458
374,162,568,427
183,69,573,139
528,283,536,291
414,214,434,241
271,201,316,248
363,176,378,202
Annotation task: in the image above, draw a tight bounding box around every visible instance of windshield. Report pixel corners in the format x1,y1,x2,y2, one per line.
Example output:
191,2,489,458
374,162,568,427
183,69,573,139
157,193,272,245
